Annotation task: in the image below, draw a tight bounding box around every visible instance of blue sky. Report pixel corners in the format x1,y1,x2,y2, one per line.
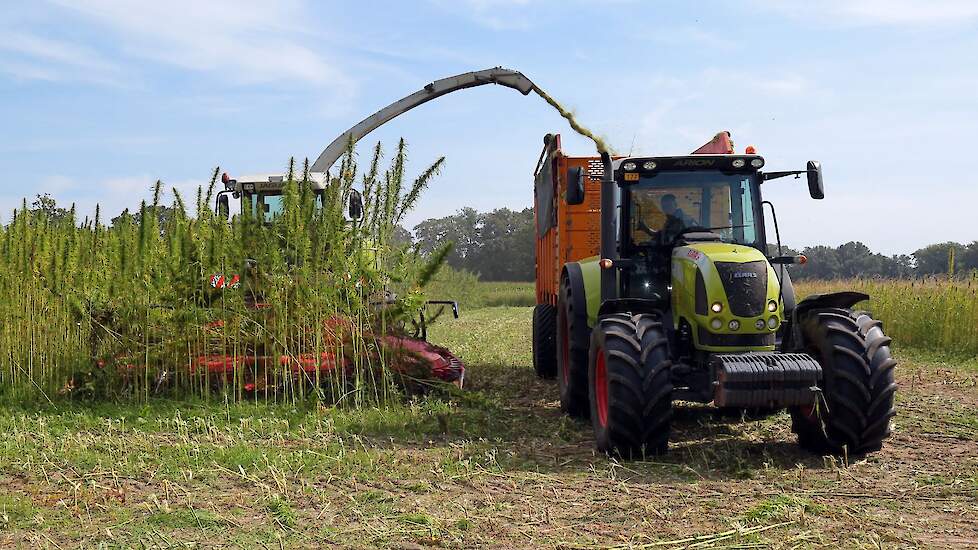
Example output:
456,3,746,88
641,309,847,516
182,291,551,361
1,0,976,255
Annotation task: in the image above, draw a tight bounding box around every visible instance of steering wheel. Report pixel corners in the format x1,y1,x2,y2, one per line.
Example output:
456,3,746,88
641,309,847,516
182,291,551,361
664,224,711,245
637,219,658,238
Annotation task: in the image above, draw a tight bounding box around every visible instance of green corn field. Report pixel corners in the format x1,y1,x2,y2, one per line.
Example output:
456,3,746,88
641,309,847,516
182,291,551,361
431,276,978,358
0,142,449,405
797,277,978,357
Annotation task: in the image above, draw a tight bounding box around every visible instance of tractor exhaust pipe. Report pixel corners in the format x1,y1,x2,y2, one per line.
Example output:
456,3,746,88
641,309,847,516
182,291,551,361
599,151,616,302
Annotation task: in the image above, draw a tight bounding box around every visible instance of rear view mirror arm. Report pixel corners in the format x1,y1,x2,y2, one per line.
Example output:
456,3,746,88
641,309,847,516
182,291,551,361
762,170,805,181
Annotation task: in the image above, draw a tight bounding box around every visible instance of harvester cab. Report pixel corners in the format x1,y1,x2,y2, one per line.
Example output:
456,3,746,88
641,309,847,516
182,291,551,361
214,170,460,343
534,132,896,458
215,172,363,224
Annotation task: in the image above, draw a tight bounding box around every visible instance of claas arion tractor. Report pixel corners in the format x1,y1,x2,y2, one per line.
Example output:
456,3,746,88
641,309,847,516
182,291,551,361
532,132,896,457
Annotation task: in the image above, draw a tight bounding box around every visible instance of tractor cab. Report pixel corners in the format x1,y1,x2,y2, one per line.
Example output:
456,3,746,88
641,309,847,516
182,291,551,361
612,155,769,305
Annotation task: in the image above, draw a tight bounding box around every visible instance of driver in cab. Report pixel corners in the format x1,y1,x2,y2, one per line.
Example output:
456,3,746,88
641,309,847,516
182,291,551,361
660,194,699,238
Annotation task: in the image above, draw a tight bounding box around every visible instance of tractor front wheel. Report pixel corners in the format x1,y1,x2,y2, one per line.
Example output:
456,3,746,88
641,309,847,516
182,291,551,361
790,308,897,455
532,304,557,378
588,313,673,458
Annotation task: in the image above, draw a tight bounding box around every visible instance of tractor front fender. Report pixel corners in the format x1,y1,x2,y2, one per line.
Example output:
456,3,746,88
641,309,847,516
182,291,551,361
597,298,666,318
562,263,587,306
794,291,869,316
786,291,870,350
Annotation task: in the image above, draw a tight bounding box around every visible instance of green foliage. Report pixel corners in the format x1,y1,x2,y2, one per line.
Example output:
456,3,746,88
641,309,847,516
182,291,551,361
913,241,974,276
0,142,445,405
784,240,978,279
798,277,978,357
413,207,534,281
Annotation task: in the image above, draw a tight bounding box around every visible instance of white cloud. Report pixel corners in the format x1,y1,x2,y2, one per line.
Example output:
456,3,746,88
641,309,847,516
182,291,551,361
51,0,351,89
430,0,537,30
0,31,121,84
756,0,978,26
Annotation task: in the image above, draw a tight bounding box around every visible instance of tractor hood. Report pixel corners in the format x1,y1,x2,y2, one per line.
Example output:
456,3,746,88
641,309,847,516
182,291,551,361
679,241,767,265
671,242,783,351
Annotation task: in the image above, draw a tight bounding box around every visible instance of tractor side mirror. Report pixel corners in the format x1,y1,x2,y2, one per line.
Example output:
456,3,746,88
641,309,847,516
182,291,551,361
217,194,230,219
807,161,824,199
348,190,364,219
566,167,585,205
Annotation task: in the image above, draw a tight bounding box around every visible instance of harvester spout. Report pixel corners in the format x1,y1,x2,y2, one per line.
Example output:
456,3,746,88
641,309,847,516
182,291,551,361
310,67,536,174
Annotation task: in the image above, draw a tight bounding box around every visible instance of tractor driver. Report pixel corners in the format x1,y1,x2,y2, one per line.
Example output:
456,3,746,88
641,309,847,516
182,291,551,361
660,193,699,240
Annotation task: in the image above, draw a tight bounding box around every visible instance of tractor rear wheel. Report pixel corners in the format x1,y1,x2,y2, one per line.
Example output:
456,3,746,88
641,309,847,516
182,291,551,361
532,304,557,378
588,313,673,458
557,274,589,418
790,308,897,455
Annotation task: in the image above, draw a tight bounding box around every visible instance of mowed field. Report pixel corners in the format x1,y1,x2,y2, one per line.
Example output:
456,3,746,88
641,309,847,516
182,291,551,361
2,284,978,548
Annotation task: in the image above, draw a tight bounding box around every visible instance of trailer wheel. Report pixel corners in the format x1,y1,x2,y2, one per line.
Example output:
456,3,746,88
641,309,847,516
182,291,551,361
790,308,897,455
532,304,557,378
589,313,673,458
557,273,589,417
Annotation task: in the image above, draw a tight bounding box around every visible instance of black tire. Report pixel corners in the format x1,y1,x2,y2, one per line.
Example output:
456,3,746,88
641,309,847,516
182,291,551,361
557,273,589,417
588,313,673,458
532,304,557,378
790,308,897,455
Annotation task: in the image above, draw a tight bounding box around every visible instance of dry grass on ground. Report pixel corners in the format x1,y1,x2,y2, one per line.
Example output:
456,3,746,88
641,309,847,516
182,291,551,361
1,306,976,548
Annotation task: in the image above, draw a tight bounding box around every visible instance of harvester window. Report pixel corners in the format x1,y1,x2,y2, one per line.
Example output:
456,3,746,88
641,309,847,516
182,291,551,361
628,171,760,248
247,191,327,224
253,194,285,222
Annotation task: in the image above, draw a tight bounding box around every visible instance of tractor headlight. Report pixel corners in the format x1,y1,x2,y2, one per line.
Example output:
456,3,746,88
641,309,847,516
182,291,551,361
751,158,765,168
768,316,779,329
732,159,746,168
755,319,766,330
711,302,723,313
728,320,740,331
623,162,637,171
642,161,657,170
711,318,722,330
767,300,778,312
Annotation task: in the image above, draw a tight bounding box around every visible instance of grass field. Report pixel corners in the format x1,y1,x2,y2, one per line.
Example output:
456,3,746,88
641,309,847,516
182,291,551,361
2,281,977,548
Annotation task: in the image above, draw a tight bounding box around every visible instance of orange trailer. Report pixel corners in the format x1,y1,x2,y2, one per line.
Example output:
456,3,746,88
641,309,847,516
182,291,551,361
533,134,607,307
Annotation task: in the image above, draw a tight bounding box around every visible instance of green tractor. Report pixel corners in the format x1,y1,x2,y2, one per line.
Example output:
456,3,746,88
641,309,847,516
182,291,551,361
554,149,896,457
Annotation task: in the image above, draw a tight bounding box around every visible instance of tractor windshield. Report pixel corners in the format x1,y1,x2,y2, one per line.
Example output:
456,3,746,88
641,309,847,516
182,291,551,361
626,171,761,249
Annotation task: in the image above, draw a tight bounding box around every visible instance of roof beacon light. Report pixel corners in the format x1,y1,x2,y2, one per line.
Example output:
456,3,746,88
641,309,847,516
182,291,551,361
745,145,756,154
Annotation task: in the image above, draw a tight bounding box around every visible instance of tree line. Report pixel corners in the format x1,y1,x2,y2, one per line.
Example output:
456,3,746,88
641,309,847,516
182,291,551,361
411,205,977,281
26,195,977,281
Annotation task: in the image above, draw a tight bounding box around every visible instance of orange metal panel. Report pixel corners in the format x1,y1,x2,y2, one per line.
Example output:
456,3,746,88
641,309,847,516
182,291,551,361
535,134,603,306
